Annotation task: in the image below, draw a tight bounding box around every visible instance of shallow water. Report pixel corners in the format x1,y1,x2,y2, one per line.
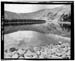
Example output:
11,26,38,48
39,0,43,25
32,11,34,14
4,30,70,50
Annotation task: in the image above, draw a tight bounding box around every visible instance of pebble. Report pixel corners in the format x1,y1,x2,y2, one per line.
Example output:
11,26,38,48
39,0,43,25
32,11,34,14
19,56,24,59
33,49,41,55
66,50,70,56
4,41,70,59
24,49,37,58
11,53,18,58
4,53,12,58
58,41,63,44
51,55,61,58
4,52,12,58
9,47,17,52
17,49,25,55
39,54,44,58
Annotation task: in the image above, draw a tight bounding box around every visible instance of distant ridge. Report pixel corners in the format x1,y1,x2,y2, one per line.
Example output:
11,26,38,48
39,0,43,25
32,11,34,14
4,5,70,21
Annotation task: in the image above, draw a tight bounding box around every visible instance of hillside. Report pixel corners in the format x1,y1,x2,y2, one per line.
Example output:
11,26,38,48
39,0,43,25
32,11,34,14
4,5,71,20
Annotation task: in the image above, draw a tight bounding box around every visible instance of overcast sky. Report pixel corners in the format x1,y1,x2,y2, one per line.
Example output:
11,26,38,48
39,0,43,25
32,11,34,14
5,4,63,13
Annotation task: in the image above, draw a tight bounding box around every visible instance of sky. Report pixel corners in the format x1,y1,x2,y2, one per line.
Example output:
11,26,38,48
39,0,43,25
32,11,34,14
5,4,63,13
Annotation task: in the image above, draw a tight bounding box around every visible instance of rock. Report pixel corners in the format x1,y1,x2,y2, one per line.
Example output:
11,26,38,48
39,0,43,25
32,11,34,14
11,53,19,58
24,49,37,58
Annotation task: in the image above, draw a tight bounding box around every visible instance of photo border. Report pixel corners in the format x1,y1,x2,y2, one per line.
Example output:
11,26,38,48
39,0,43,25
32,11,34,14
1,1,74,60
